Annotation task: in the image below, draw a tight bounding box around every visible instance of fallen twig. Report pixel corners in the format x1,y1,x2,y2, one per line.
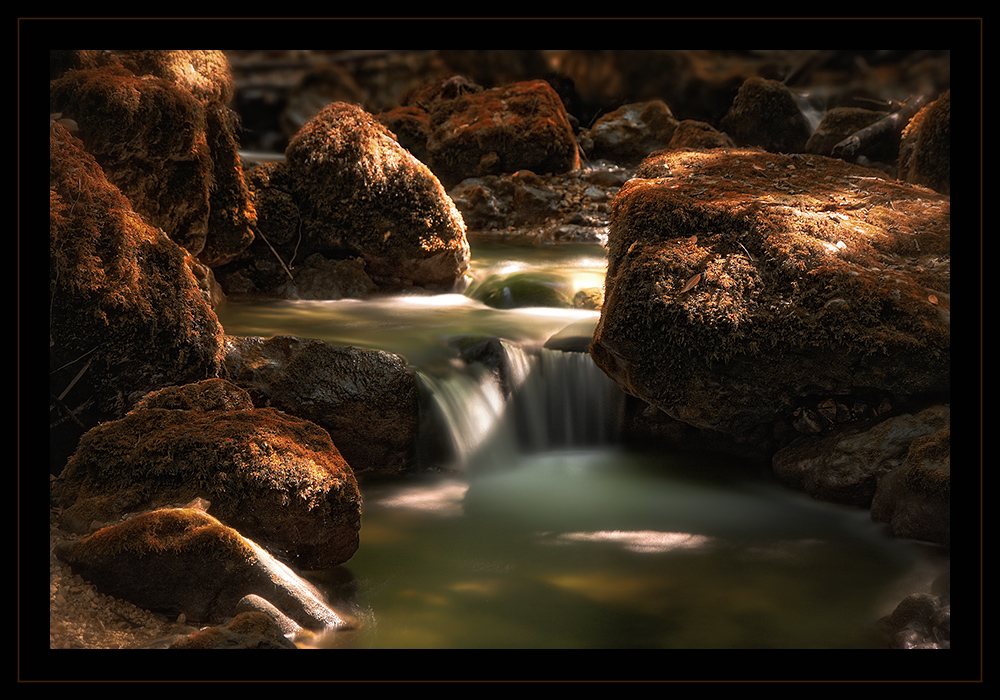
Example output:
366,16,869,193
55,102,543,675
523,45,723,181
831,95,927,160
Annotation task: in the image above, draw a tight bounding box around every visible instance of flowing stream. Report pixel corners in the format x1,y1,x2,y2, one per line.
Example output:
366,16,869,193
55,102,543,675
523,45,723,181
216,236,937,650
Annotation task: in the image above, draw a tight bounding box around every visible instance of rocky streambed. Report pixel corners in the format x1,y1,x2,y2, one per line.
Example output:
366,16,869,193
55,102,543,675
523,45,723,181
42,47,966,664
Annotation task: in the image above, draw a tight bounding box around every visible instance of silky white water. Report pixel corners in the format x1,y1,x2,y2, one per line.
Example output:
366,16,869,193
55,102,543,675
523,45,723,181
215,237,934,650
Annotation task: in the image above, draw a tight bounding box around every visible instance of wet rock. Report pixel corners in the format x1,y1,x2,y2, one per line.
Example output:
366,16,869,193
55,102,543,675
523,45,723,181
53,378,362,569
898,90,950,194
772,405,950,507
425,79,580,189
224,335,420,478
49,122,226,472
578,100,679,165
871,425,950,546
49,51,256,267
879,592,950,649
54,507,350,632
167,612,297,649
718,76,814,153
590,148,949,454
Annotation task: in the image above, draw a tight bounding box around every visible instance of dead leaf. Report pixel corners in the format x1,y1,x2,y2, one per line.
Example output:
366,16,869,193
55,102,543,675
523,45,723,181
679,273,701,294
928,294,938,304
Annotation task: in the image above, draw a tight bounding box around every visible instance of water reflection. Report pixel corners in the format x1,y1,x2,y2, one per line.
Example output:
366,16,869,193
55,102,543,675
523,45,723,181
546,530,714,554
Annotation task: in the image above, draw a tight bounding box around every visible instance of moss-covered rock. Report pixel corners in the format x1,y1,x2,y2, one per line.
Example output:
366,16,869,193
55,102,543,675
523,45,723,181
871,424,950,545
898,90,950,194
54,507,349,630
223,336,420,477
426,79,580,189
217,101,469,296
49,121,226,472
591,148,949,452
54,379,362,569
49,51,256,266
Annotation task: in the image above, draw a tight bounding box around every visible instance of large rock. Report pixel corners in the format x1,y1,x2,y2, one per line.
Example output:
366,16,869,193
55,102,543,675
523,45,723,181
718,76,814,154
591,148,950,454
54,506,350,631
578,100,679,165
49,51,256,267
425,79,580,189
49,121,226,472
216,101,469,296
224,335,420,478
53,378,362,570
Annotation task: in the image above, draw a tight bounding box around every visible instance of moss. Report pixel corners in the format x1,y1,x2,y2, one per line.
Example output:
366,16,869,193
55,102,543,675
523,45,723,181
73,507,255,563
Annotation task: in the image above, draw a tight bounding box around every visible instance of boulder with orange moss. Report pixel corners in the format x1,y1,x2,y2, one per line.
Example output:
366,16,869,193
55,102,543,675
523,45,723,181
591,148,950,457
48,50,256,268
424,79,581,189
898,90,950,195
49,121,226,472
215,101,470,297
53,379,362,570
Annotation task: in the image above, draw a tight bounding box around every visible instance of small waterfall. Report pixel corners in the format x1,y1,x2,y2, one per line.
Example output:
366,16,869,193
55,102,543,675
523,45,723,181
417,338,625,473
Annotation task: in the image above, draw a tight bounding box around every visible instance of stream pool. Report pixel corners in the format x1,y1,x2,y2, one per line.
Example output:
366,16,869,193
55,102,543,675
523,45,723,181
215,237,936,650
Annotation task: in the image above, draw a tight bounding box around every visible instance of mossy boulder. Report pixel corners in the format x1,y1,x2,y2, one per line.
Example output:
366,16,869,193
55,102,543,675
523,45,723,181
772,404,950,508
718,76,814,154
216,101,469,296
49,51,256,267
591,148,949,453
53,379,362,570
54,506,349,631
426,79,580,189
49,121,226,472
578,100,680,165
898,90,950,195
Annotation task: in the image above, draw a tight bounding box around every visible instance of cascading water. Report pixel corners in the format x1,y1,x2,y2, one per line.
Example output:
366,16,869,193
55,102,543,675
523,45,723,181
216,237,936,650
416,338,627,474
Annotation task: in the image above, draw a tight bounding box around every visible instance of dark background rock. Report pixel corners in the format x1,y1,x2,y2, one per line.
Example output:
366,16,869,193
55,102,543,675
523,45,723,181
223,335,421,478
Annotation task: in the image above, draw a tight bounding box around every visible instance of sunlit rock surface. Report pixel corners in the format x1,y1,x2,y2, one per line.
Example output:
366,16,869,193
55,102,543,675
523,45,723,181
53,378,362,570
591,148,949,454
54,506,350,632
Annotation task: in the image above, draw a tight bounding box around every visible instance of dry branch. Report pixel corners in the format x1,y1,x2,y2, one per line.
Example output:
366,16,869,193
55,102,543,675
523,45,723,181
831,96,927,160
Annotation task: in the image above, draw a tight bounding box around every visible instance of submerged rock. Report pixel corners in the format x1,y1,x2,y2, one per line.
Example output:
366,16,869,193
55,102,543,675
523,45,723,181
591,148,949,454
